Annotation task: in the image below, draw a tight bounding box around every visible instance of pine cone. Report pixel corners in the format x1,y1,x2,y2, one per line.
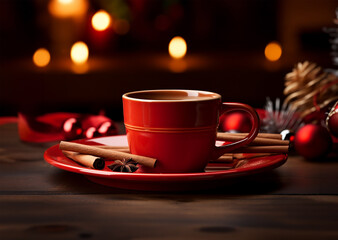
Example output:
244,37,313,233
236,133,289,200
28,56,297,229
283,61,338,119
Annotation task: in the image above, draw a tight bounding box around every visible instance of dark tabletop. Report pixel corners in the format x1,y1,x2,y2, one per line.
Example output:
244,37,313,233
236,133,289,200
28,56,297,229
1,122,338,240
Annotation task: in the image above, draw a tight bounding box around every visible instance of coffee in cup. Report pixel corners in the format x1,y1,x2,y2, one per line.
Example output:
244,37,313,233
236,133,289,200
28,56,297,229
123,89,259,173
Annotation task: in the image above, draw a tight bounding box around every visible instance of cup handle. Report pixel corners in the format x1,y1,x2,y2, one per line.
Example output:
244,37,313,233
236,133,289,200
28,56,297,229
212,102,260,159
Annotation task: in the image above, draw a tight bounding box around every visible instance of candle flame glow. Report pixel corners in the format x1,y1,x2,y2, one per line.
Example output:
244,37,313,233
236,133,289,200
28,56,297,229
265,42,282,62
70,41,89,64
33,48,51,67
48,0,88,18
92,10,111,31
58,0,72,4
168,36,187,59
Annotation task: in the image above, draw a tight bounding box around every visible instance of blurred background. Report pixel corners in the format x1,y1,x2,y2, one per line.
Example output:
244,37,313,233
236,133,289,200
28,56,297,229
0,0,337,122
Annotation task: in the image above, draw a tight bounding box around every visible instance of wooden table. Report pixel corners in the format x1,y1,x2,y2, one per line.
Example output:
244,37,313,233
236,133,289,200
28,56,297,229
1,122,337,239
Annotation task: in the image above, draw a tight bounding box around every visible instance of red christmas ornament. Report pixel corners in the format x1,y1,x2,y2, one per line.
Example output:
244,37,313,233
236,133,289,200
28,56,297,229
326,101,338,137
220,111,252,133
63,117,83,140
294,124,332,159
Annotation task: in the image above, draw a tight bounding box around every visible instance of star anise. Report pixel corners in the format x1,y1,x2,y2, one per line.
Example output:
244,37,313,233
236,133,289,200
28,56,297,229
108,158,138,173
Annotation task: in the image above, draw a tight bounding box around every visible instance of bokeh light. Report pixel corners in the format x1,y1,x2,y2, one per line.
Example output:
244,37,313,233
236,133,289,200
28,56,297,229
168,36,187,59
169,59,187,73
91,10,111,31
70,41,89,64
48,0,88,18
33,48,51,67
264,41,282,62
58,0,72,3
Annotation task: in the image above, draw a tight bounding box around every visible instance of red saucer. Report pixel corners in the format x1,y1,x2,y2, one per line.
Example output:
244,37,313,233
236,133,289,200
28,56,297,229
44,135,288,191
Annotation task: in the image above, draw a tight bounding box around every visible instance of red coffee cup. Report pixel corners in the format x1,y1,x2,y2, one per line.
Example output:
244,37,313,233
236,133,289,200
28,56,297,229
123,89,259,173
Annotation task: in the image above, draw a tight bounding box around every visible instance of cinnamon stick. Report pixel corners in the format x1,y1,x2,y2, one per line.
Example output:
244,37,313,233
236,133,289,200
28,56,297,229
209,155,233,163
59,141,156,168
96,145,130,152
212,153,281,164
232,145,289,153
206,159,247,171
206,159,239,171
62,150,105,169
217,132,282,140
96,145,130,150
232,153,279,160
216,132,289,146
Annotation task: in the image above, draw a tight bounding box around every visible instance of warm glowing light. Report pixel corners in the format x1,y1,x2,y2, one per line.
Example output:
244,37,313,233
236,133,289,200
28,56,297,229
33,48,51,67
169,59,187,73
71,63,89,74
92,10,111,31
48,0,88,18
58,0,72,3
168,36,187,59
264,41,282,62
70,41,89,64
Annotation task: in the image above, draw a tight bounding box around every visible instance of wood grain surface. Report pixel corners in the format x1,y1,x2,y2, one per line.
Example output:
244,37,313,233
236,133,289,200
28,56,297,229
1,123,338,239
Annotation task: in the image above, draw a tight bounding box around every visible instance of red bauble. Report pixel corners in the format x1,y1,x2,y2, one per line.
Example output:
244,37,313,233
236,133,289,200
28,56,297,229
294,124,332,159
220,111,252,133
326,101,338,137
63,117,83,140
